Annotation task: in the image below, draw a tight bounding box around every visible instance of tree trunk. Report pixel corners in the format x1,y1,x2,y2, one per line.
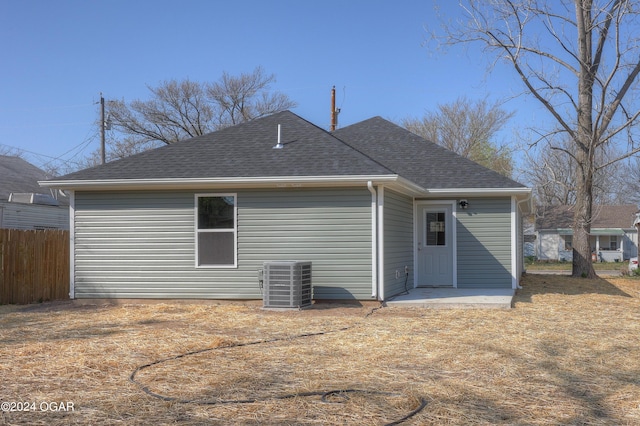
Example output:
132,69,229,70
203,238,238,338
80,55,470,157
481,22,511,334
571,1,597,279
572,222,597,278
572,150,597,278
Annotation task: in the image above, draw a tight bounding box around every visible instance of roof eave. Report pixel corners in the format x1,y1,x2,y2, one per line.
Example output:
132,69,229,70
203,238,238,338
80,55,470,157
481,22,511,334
424,187,531,197
39,175,422,192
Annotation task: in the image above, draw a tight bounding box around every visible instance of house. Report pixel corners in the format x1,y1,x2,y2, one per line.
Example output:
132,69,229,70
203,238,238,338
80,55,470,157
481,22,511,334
535,205,639,262
40,111,532,301
0,155,69,230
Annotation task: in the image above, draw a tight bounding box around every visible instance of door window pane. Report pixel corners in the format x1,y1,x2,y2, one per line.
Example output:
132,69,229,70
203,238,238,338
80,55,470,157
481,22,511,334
426,212,446,246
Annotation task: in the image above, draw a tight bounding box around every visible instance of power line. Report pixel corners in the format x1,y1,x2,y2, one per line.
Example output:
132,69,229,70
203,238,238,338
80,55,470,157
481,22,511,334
0,127,99,170
41,130,98,169
0,143,59,160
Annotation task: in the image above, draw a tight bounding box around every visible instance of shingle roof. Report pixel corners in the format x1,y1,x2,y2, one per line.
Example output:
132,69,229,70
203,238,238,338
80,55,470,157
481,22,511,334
0,155,52,200
333,117,526,189
536,205,639,230
56,111,392,181
49,111,528,191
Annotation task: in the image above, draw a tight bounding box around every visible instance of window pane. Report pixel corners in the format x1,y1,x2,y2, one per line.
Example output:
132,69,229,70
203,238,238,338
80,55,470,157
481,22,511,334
198,232,235,265
426,212,446,246
564,235,572,251
198,196,235,229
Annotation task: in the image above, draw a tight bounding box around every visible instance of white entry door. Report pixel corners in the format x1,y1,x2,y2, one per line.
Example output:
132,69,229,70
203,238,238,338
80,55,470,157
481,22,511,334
417,204,454,286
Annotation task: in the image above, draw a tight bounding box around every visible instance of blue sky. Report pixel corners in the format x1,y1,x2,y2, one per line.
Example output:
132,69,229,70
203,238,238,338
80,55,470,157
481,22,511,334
0,0,538,173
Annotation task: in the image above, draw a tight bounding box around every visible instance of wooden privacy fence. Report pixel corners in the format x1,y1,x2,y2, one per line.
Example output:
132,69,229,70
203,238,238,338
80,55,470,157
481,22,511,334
0,229,70,305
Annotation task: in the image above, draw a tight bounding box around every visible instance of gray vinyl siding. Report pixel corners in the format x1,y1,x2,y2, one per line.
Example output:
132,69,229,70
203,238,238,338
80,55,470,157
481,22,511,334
73,188,372,300
456,197,512,288
0,202,69,230
382,189,414,298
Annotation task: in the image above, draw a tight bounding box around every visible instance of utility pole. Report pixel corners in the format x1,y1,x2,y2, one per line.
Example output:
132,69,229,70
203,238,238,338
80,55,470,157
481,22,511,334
100,93,106,165
330,86,340,131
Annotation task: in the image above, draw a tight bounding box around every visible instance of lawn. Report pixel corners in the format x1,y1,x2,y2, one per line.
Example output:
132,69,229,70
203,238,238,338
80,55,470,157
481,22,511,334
1,274,639,425
525,259,630,273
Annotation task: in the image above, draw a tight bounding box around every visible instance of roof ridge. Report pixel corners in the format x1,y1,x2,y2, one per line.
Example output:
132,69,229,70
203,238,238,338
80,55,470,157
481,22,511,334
258,111,398,176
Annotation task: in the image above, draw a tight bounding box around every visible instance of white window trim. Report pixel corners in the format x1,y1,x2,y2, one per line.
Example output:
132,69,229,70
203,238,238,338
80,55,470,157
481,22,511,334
194,193,238,269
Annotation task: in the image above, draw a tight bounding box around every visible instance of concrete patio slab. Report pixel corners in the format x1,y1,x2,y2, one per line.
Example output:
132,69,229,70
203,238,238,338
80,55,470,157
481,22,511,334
384,287,515,309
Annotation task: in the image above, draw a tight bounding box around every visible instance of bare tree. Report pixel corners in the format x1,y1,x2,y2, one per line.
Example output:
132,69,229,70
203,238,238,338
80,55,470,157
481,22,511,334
440,0,640,278
402,96,514,176
615,157,640,205
0,146,24,157
105,67,296,152
525,136,624,207
526,140,578,206
207,69,297,128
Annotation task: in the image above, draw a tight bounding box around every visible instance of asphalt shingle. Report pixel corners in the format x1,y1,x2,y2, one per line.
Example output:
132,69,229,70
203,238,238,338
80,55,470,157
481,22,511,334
50,111,528,191
58,111,392,181
333,117,526,189
0,155,53,200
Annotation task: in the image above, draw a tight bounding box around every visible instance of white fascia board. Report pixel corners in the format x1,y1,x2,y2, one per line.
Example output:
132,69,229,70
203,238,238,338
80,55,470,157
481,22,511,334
39,175,423,192
424,187,532,197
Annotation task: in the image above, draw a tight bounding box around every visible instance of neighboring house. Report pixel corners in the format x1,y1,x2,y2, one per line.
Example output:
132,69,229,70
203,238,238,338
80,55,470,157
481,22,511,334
0,155,69,230
41,111,532,302
523,215,537,258
535,205,639,262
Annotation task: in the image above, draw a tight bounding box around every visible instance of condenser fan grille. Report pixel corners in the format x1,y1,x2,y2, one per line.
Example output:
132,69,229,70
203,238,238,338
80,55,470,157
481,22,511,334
262,261,312,309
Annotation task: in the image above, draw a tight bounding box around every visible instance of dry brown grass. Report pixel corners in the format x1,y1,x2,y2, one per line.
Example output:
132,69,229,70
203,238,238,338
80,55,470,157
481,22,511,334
1,274,640,425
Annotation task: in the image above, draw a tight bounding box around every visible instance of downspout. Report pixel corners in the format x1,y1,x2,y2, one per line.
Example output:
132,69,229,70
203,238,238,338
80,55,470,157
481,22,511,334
377,186,385,301
514,192,532,290
68,190,75,299
367,182,378,299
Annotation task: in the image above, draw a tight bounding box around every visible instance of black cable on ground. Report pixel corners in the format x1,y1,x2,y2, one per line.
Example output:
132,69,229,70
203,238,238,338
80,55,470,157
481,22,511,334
129,305,427,425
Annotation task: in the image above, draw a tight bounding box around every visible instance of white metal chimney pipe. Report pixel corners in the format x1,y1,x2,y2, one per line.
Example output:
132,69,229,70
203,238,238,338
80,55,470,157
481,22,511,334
273,124,283,149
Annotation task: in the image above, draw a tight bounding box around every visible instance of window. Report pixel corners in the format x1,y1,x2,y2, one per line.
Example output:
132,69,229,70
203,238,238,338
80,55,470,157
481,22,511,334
610,235,618,250
564,235,572,251
195,194,237,267
426,211,446,246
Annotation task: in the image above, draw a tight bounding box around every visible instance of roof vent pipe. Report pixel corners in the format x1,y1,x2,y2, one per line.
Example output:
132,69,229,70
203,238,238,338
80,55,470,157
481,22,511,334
273,124,283,149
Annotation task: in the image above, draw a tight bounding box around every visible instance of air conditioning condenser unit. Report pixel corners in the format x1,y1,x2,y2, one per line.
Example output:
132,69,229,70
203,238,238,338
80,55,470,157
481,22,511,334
262,261,312,309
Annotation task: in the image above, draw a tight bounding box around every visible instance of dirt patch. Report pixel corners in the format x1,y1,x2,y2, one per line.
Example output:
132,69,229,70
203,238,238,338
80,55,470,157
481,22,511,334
1,275,639,425
11,300,92,313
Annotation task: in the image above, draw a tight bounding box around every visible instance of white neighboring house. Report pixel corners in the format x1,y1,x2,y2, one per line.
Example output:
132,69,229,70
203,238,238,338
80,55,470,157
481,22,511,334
535,205,639,262
0,155,69,230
